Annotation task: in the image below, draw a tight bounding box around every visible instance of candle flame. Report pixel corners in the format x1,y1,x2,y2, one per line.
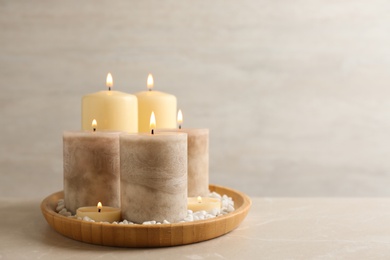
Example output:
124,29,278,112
177,109,183,129
197,196,202,203
92,119,97,131
150,111,156,134
147,73,154,91
106,73,113,90
97,202,102,212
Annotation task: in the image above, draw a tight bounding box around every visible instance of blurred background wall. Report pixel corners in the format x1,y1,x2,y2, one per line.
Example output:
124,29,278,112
2,0,390,198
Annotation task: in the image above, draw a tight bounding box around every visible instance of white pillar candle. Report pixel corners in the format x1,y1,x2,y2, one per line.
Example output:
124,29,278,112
82,73,138,133
187,196,221,212
63,123,120,214
76,202,121,222
120,131,188,223
135,74,177,133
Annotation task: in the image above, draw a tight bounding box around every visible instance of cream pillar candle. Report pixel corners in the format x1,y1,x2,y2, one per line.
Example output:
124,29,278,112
158,111,209,196
63,124,120,214
120,132,188,223
135,74,177,133
76,202,121,222
187,196,221,212
82,73,138,133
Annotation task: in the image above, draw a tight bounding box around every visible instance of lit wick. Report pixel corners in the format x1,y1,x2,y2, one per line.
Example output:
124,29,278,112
147,73,154,92
150,111,156,135
92,119,97,132
177,109,183,130
197,196,202,204
97,202,102,213
106,72,113,91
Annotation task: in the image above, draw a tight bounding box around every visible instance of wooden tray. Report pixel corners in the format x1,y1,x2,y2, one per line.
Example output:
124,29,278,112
41,184,251,247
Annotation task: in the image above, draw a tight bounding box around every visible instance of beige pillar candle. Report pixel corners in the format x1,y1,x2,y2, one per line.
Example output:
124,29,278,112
158,128,209,197
120,132,187,223
135,74,177,133
82,73,138,133
158,110,209,196
63,129,120,214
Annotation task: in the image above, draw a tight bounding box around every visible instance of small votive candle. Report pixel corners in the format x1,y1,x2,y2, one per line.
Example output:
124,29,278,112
76,202,121,222
187,196,221,212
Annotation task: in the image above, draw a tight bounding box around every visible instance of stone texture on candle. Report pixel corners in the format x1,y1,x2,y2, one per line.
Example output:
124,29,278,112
63,131,120,214
158,128,209,196
120,133,187,223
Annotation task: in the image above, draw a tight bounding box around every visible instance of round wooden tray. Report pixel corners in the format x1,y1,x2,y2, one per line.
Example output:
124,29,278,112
41,184,251,247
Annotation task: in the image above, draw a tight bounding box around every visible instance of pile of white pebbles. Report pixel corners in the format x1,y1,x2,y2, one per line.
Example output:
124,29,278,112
55,191,235,225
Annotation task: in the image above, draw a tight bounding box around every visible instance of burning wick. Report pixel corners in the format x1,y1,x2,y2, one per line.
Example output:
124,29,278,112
150,111,156,135
92,119,97,132
177,109,183,130
197,196,202,204
106,73,113,91
97,202,102,213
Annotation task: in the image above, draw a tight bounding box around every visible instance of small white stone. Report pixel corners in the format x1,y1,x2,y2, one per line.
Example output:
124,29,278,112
163,220,170,224
123,220,128,224
83,216,93,222
187,209,193,214
209,208,220,216
64,212,72,217
193,215,199,221
143,221,152,225
227,205,234,213
119,222,124,225
184,215,194,222
209,192,221,199
58,199,64,204
156,222,161,225
56,204,65,212
58,208,67,215
205,214,215,219
112,221,118,224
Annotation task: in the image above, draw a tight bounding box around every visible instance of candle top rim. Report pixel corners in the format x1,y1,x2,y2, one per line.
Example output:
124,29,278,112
83,90,138,98
135,90,176,98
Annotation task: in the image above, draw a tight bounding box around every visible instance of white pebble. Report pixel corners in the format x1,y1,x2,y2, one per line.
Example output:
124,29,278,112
58,208,67,215
57,199,64,204
123,220,128,224
184,215,194,222
227,205,234,213
83,216,93,222
210,208,220,216
142,221,155,225
187,209,193,214
193,215,199,221
163,220,170,224
209,192,221,199
56,204,65,212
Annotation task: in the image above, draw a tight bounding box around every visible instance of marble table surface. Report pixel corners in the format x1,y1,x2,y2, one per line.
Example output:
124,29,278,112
1,196,390,259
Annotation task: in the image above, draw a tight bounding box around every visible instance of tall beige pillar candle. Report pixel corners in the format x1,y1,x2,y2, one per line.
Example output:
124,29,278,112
120,132,187,223
82,73,138,133
135,74,177,133
63,131,120,214
158,128,209,196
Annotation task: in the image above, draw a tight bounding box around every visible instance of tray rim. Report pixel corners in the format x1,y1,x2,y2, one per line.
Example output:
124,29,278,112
41,184,251,247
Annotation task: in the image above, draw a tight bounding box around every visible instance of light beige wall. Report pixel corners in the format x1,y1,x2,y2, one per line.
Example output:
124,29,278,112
1,0,390,198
